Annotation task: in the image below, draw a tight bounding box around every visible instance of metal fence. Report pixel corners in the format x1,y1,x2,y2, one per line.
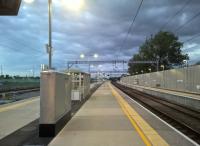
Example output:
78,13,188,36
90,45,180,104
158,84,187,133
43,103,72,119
120,65,200,93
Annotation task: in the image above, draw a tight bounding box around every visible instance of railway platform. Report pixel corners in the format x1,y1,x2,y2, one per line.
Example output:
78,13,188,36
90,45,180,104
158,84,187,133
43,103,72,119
48,82,197,146
126,84,200,100
0,82,98,141
120,82,200,112
0,96,40,140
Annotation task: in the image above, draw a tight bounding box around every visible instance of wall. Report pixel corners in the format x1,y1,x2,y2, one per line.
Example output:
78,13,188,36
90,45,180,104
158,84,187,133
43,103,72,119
121,65,200,93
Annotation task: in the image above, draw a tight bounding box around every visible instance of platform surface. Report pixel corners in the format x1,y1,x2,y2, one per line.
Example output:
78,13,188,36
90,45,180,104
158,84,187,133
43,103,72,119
115,86,198,146
0,84,100,140
49,83,147,146
48,82,198,146
0,97,40,139
49,82,198,146
128,84,200,100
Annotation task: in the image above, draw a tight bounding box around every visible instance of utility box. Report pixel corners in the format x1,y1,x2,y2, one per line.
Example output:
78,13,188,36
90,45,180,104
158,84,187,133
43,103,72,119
39,71,71,137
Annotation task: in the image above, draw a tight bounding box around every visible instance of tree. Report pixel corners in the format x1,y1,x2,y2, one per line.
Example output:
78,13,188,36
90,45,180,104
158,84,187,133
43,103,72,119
195,61,200,65
5,74,11,79
0,75,4,79
128,31,189,75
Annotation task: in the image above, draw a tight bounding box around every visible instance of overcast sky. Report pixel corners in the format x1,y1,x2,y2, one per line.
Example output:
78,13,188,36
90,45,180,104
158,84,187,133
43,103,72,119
0,0,200,76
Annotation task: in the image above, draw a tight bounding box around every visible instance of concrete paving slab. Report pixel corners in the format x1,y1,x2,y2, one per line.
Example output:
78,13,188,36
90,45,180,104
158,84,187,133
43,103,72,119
48,83,145,146
0,97,40,139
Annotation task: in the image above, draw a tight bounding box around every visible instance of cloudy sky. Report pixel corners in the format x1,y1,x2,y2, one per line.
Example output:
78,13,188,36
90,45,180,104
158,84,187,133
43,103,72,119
0,0,200,76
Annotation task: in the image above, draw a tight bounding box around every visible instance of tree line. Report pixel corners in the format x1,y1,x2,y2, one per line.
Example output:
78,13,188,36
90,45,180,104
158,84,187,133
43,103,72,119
128,31,189,75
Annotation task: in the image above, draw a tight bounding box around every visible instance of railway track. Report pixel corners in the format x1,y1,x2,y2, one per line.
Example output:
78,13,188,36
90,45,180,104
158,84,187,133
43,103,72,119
0,88,39,94
112,81,200,144
0,87,39,94
0,88,40,101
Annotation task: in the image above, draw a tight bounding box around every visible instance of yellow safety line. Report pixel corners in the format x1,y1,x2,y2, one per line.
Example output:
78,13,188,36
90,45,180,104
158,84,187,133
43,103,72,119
109,83,169,146
0,97,39,113
118,99,152,146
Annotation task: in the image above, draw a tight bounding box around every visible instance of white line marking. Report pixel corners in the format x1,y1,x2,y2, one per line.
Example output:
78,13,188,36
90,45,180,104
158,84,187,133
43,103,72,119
116,88,200,146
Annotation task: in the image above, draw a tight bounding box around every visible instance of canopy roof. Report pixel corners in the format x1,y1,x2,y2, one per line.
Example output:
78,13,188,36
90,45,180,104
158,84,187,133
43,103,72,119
0,0,21,15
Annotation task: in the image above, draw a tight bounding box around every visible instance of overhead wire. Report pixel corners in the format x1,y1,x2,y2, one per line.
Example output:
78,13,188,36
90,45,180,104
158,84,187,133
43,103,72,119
0,43,20,52
0,37,44,54
155,0,200,53
0,42,43,56
176,9,200,50
159,0,191,30
118,0,144,55
175,10,200,33
182,33,200,53
182,44,199,52
183,32,200,43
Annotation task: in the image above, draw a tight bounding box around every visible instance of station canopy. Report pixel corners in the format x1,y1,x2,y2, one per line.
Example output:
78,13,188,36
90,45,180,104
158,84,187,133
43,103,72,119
0,0,21,15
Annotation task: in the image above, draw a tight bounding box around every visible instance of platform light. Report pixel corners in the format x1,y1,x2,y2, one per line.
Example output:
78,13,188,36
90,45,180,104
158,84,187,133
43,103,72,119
183,59,188,67
80,53,85,59
93,53,98,58
160,65,165,71
148,68,152,72
62,0,84,11
24,0,35,4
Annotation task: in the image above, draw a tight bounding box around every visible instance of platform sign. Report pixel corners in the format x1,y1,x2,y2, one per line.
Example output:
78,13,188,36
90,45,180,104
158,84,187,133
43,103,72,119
0,0,22,15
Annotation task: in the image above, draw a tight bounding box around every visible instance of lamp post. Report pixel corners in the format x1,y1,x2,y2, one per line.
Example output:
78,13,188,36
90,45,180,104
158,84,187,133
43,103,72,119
160,65,165,88
24,0,52,69
160,65,164,71
156,56,160,72
24,0,85,70
48,0,52,69
148,68,151,73
0,65,3,76
183,60,188,67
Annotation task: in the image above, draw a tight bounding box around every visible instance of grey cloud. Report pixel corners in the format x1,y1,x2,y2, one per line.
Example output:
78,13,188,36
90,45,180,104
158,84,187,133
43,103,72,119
1,0,200,74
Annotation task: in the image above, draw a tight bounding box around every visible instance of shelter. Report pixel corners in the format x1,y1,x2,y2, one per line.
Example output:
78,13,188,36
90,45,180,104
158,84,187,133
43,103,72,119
65,69,90,101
